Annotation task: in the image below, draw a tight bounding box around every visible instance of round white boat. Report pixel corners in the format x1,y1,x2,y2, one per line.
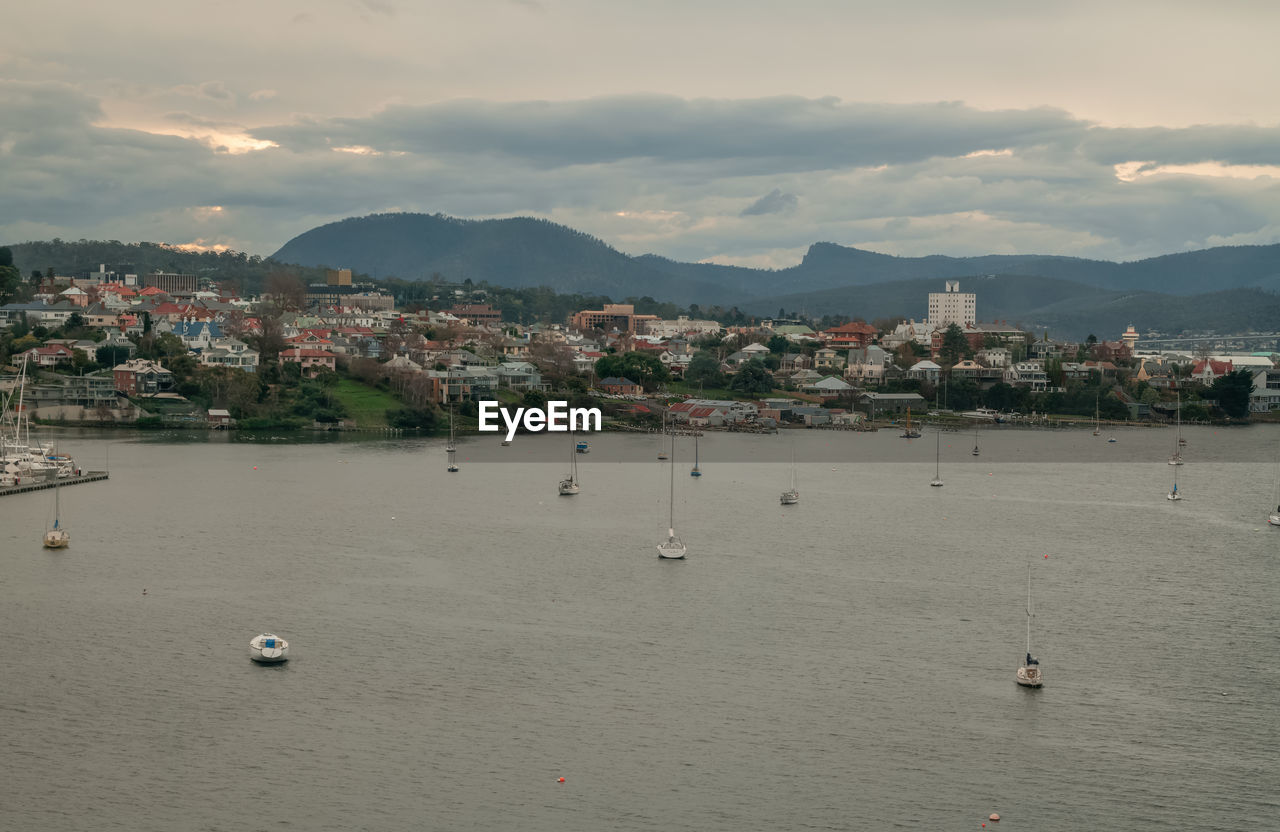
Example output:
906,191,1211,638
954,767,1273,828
1269,513,1280,527
250,633,289,663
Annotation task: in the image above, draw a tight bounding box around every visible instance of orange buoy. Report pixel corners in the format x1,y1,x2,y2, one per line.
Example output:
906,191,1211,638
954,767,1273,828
558,777,565,783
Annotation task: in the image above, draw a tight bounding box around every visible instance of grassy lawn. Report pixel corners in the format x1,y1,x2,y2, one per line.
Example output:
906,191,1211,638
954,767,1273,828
331,378,401,427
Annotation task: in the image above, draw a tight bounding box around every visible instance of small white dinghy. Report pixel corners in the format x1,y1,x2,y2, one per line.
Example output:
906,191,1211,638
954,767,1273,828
250,633,289,663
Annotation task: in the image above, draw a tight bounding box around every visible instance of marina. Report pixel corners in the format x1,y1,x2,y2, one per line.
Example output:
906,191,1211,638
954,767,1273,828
0,470,109,497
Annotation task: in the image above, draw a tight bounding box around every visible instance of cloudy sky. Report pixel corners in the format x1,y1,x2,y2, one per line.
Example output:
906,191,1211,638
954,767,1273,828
3,0,1279,267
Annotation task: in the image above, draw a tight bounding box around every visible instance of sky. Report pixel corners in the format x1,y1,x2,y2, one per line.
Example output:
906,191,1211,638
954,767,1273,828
3,0,1279,268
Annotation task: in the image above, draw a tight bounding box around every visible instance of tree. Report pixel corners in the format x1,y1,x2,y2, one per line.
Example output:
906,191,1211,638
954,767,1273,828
594,351,669,390
938,324,969,367
766,335,789,354
684,350,725,389
1210,369,1254,419
0,262,20,305
729,359,774,396
264,271,307,312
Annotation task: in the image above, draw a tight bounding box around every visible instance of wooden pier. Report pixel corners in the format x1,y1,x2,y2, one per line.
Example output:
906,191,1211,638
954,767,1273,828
0,471,109,497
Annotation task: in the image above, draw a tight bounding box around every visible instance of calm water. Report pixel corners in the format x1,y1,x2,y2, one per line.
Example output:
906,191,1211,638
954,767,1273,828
2,426,1278,831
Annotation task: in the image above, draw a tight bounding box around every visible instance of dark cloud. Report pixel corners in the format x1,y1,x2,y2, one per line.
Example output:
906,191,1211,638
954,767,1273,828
3,86,1279,267
252,96,1084,170
741,189,798,216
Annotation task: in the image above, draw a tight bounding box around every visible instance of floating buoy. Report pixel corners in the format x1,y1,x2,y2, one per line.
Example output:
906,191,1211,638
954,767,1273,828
253,466,258,470
558,777,565,783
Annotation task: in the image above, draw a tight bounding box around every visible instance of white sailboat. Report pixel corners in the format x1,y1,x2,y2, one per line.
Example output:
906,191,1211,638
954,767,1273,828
971,427,980,457
1167,460,1182,501
930,429,944,487
780,448,799,505
42,476,70,549
657,410,669,460
656,433,687,559
559,434,580,495
690,433,702,477
446,406,459,472
1015,564,1043,688
1168,392,1184,465
1093,394,1101,436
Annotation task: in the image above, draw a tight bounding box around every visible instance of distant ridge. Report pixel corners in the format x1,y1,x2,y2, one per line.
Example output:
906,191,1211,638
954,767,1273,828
271,213,725,306
272,212,1280,304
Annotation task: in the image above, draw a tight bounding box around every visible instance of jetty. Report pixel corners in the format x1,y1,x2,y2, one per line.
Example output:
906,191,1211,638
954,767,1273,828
0,471,109,497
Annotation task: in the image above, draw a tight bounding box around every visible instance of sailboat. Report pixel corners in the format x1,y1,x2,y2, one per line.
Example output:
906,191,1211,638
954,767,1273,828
446,406,459,472
971,427,980,457
558,434,580,495
1167,460,1182,501
900,407,921,438
656,433,687,559
1168,392,1184,465
1093,394,1101,436
1015,563,1043,688
657,410,669,460
930,429,944,487
42,476,70,549
690,433,702,477
780,448,799,505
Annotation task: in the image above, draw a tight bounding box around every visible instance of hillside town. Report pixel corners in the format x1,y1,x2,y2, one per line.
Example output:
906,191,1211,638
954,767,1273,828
1,262,1277,431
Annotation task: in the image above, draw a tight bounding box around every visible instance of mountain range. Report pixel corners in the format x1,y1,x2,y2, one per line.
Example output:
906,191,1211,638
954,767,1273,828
270,212,1280,336
7,212,1279,338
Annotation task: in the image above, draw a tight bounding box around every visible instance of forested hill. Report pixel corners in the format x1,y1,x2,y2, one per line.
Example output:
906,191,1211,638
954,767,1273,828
271,213,725,306
4,239,329,292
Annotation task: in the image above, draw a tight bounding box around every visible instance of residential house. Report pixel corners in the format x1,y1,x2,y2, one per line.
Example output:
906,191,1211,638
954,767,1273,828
813,348,845,371
599,376,643,396
497,362,547,392
1250,367,1280,412
114,359,175,395
280,347,338,377
200,339,260,372
1005,361,1049,391
208,409,234,428
1191,359,1233,383
820,321,877,349
907,360,942,385
845,345,890,384
18,344,76,368
805,376,854,398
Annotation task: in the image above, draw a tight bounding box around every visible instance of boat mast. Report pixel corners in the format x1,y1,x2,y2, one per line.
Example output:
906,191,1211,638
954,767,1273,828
668,432,676,535
935,429,941,479
1025,563,1033,658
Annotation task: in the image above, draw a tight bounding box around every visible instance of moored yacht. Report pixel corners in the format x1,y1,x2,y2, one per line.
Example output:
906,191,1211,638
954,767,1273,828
250,633,289,663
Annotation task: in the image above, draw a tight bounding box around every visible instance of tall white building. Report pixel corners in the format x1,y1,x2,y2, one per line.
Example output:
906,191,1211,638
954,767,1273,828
927,281,976,328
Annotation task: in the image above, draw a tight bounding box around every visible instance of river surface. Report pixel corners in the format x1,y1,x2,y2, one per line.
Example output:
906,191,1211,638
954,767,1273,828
2,425,1278,831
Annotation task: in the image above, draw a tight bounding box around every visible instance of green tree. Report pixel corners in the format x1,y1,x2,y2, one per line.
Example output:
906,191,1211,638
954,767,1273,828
0,262,20,305
684,350,725,388
938,324,969,366
766,334,789,354
96,345,132,367
594,351,670,390
1210,369,1254,419
729,359,774,396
